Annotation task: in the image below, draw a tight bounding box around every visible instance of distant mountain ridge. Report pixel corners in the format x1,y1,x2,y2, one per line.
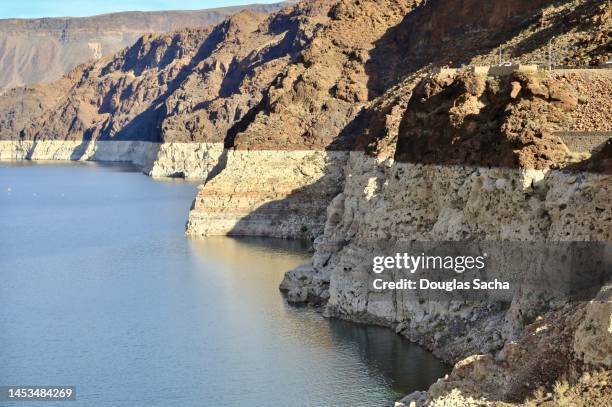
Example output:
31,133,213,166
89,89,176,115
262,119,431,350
0,1,295,92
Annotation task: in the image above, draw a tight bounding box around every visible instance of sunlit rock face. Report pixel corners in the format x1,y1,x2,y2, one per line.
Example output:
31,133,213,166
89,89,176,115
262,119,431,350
0,140,224,179
186,150,348,239
0,2,293,92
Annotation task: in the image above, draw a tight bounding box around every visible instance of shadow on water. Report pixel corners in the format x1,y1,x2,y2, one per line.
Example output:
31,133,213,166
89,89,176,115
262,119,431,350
223,235,313,254
188,236,450,398
327,319,452,394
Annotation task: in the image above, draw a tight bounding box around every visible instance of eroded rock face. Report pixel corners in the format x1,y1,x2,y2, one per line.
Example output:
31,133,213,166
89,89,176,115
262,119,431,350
282,64,611,333
0,2,295,92
275,3,611,399
397,289,611,406
573,286,612,369
393,0,611,69
186,150,348,239
285,152,611,357
233,0,422,150
285,154,610,404
148,143,225,179
0,7,321,144
0,140,224,179
185,0,424,238
395,72,577,170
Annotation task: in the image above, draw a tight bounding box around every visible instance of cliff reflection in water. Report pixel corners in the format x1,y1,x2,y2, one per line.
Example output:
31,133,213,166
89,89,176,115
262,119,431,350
188,236,450,396
328,320,451,394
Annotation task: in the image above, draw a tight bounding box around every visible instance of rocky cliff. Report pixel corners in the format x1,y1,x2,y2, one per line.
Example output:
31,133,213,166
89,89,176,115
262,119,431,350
186,150,348,239
400,289,612,406
0,2,294,92
283,67,611,404
0,2,324,178
0,0,610,404
278,0,610,405
187,0,423,238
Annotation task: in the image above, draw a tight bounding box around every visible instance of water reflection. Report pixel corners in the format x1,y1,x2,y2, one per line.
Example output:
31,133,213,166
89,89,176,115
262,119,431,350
327,321,450,394
1,163,448,407
189,236,450,398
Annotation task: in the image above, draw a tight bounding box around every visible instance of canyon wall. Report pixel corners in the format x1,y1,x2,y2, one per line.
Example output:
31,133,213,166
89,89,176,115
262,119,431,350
185,0,422,238
0,1,327,185
282,153,611,358
0,2,294,92
1,0,610,404
0,140,224,179
282,65,611,405
186,150,348,239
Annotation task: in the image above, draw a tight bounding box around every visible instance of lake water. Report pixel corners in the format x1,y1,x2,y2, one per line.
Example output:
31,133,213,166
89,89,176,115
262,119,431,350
0,162,449,406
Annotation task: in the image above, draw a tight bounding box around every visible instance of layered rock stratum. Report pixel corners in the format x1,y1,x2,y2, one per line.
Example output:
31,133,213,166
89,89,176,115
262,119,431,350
0,2,295,92
0,0,611,405
0,2,323,177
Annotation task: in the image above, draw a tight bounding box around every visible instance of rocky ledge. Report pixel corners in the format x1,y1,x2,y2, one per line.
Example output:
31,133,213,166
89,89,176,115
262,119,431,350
0,140,224,179
398,286,611,406
186,150,348,239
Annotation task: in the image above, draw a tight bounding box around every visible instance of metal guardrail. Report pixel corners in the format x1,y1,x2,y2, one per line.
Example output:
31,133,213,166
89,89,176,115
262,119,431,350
554,131,611,153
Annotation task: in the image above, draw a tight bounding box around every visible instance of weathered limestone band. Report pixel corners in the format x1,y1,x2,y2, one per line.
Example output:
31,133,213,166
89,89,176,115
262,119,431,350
0,140,224,179
186,150,349,240
282,151,612,362
1,141,352,240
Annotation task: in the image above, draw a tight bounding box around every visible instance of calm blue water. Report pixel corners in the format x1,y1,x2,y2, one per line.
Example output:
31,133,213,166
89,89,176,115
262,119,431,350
0,162,448,406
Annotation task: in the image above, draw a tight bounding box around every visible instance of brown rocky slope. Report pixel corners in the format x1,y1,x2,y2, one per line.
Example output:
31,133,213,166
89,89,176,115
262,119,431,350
0,2,295,92
2,0,608,148
0,4,326,144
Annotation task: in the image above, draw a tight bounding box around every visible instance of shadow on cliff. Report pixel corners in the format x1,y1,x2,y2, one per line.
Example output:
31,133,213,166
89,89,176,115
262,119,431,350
69,128,95,160
100,8,309,145
217,18,306,99
201,87,358,241
65,127,163,165
361,0,606,171
507,0,607,64
93,26,228,143
569,138,612,174
364,0,583,98
221,152,346,241
394,74,531,169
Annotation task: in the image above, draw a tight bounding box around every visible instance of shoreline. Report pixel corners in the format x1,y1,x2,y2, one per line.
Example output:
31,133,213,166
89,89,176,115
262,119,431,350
0,140,224,180
4,152,608,406
2,161,450,404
